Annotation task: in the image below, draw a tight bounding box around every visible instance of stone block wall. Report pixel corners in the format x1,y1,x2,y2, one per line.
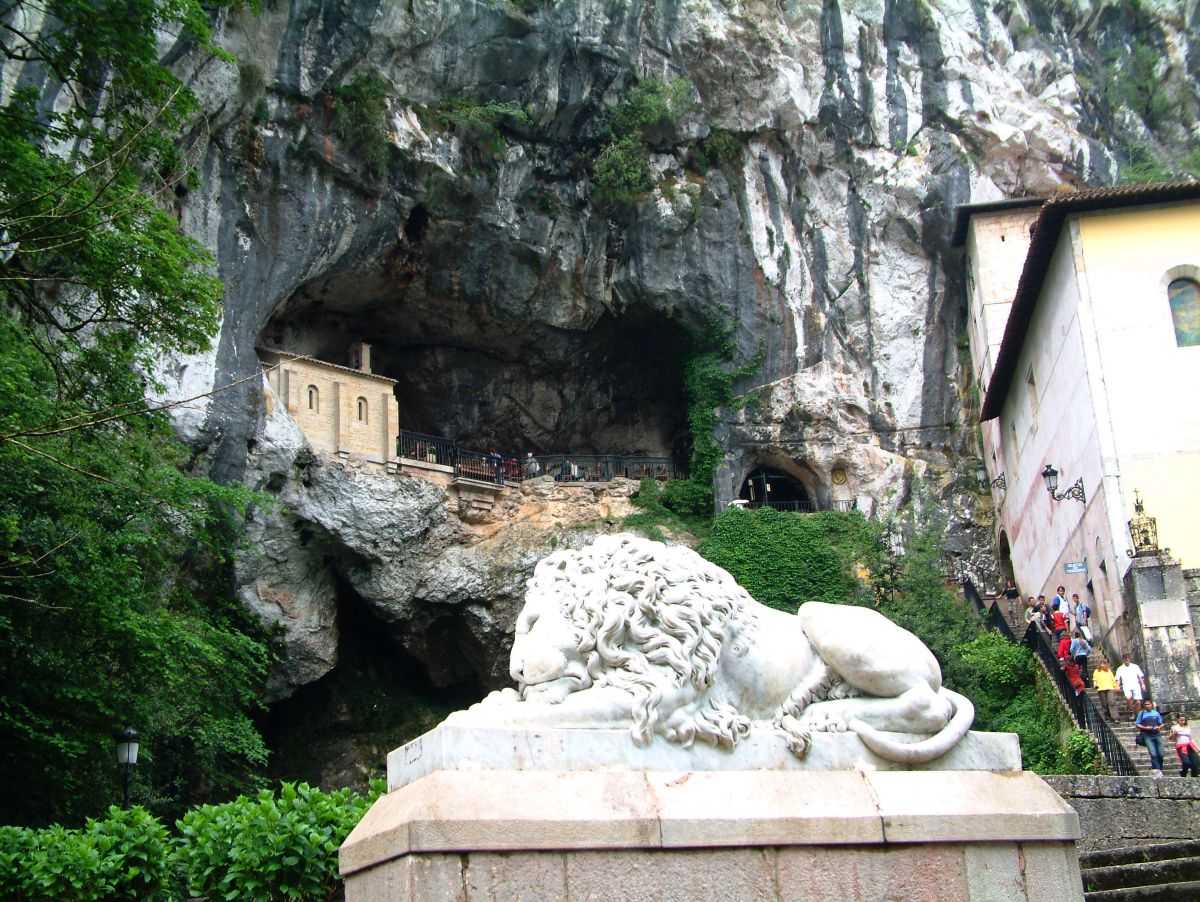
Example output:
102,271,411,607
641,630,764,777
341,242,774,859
261,350,399,468
1046,775,1200,852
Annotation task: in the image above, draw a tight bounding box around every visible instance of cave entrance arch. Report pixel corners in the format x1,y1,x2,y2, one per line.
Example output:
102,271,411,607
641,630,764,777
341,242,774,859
997,530,1015,587
259,262,692,463
739,466,814,512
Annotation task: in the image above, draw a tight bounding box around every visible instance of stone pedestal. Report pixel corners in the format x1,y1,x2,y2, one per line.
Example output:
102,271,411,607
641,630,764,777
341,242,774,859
340,727,1083,901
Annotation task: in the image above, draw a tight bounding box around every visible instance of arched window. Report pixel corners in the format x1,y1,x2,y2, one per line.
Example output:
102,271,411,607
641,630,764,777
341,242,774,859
307,385,319,412
1168,278,1200,347
356,397,368,423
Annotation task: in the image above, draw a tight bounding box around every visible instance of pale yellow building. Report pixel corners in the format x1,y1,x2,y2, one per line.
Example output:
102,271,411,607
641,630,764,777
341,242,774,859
957,183,1200,694
260,343,399,471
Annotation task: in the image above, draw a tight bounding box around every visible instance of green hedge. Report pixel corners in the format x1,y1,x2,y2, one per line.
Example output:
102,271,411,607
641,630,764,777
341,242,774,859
0,782,381,901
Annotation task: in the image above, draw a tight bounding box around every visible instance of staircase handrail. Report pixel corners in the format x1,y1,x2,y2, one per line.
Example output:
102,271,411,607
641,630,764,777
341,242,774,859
1023,623,1139,776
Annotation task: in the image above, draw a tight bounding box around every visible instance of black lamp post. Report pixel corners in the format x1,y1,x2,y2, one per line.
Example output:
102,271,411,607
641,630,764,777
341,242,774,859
1041,464,1086,505
115,726,140,810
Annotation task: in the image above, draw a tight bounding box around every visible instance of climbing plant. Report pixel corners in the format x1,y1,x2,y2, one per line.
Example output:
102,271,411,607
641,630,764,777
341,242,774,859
333,73,391,180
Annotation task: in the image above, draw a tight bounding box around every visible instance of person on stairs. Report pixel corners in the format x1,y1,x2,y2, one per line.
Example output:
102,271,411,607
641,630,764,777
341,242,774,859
1116,654,1146,718
1169,715,1200,778
1070,630,1092,684
1135,699,1165,776
1092,660,1120,723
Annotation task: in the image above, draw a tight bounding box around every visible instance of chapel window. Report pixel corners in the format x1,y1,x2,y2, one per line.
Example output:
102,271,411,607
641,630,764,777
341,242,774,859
357,397,368,423
1167,278,1200,347
307,385,319,412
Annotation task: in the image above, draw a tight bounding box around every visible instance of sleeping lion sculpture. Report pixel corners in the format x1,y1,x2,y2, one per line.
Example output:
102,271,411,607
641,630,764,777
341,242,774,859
451,533,974,764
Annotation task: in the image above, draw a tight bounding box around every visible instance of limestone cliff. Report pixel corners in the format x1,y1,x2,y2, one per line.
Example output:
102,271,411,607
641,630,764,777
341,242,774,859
142,0,1197,722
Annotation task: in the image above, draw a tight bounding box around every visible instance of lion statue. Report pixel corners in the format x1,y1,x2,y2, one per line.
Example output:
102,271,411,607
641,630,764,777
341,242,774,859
450,534,974,764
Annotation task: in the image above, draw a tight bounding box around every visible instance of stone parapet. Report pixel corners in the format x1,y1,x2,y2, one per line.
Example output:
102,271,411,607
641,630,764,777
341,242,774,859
387,724,1022,790
1045,774,1200,853
341,768,1082,901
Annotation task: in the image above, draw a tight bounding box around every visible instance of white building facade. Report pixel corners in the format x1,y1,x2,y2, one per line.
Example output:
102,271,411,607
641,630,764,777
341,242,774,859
956,184,1200,665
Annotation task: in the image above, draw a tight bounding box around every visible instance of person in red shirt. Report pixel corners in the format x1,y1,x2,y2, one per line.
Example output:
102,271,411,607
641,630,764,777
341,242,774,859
1051,608,1068,640
1057,633,1072,665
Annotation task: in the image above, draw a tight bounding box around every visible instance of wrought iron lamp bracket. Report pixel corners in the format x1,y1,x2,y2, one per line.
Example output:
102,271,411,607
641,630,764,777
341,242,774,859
1050,477,1086,505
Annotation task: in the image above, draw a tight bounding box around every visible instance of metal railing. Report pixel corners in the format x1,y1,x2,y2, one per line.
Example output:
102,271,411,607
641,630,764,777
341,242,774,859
454,449,506,485
962,579,1016,642
516,454,679,483
397,431,455,467
396,431,681,486
1023,622,1139,776
741,499,857,513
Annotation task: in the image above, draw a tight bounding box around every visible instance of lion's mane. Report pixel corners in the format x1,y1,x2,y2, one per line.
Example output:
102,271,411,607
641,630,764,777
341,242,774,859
526,534,757,749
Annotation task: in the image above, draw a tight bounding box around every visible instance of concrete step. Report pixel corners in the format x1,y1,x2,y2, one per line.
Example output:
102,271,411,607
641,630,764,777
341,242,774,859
1081,842,1200,870
1085,881,1200,901
1081,843,1200,900
1082,857,1200,892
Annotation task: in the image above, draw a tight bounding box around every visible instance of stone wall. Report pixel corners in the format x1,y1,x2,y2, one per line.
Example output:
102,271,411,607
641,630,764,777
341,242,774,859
1046,775,1200,853
261,350,399,468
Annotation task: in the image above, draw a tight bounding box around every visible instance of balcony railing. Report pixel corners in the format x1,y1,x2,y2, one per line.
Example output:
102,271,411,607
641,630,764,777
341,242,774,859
397,431,455,467
395,431,682,487
529,454,679,483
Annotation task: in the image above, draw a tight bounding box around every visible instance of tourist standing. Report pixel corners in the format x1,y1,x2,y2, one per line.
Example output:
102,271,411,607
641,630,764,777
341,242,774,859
1135,699,1165,775
1093,661,1120,722
1024,597,1044,632
1051,605,1068,641
1074,593,1092,642
1169,715,1200,778
1070,630,1092,684
1116,654,1147,717
1035,595,1051,632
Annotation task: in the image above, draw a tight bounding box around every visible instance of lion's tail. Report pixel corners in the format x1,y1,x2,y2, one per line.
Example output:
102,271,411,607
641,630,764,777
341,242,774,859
848,688,975,765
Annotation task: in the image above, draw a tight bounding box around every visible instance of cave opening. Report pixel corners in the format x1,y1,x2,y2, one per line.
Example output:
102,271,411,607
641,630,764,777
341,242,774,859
738,465,815,511
261,267,693,464
259,578,483,791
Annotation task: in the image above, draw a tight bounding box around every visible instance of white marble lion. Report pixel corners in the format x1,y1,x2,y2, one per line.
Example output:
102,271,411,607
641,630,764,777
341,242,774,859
452,533,975,764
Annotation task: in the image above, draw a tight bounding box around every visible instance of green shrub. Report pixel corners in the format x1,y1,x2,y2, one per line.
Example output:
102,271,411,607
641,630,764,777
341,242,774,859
173,781,381,901
333,73,391,180
0,807,170,901
435,98,531,158
689,128,741,172
699,507,868,611
1066,728,1104,774
592,135,653,204
612,77,690,145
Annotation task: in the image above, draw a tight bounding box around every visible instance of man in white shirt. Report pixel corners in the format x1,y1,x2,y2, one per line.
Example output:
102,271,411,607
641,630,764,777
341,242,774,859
1115,654,1147,718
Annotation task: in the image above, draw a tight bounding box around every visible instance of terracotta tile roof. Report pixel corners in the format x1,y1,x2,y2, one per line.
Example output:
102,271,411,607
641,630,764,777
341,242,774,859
256,347,399,384
978,181,1200,421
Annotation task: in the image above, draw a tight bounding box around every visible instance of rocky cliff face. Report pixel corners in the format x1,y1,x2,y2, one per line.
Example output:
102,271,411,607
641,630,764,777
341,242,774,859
146,0,1197,743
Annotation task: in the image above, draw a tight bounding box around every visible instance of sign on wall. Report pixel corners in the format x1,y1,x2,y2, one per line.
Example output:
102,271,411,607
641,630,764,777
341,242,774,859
1064,561,1087,574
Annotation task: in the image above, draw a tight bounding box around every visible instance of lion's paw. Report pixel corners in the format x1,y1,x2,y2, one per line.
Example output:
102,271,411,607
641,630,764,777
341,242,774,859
801,710,849,733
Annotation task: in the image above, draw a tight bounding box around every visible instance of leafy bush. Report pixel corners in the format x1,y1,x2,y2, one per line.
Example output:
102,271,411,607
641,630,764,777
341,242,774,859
333,73,391,180
699,507,869,611
689,128,742,172
0,807,170,901
173,781,381,901
593,135,653,205
436,98,532,158
1066,728,1104,774
612,77,690,146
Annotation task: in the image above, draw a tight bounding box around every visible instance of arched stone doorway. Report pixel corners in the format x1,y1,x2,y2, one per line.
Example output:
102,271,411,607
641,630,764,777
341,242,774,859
738,466,815,512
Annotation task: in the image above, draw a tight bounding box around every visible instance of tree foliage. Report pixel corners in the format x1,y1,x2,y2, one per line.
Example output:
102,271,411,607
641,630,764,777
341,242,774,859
0,0,272,826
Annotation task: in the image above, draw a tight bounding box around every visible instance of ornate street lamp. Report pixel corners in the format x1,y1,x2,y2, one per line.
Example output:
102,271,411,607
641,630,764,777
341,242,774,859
991,473,1007,492
115,727,140,810
1041,464,1085,504
1127,491,1162,558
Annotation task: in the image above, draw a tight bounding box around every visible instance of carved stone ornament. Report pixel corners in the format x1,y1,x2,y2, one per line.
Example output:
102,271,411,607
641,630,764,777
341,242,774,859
449,534,974,765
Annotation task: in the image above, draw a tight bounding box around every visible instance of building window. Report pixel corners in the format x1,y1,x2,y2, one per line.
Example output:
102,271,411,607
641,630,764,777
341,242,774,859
1168,278,1200,346
307,385,319,412
357,397,368,423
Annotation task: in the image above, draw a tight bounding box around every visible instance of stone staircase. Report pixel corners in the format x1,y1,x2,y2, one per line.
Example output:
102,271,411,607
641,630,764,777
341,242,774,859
1081,841,1200,900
